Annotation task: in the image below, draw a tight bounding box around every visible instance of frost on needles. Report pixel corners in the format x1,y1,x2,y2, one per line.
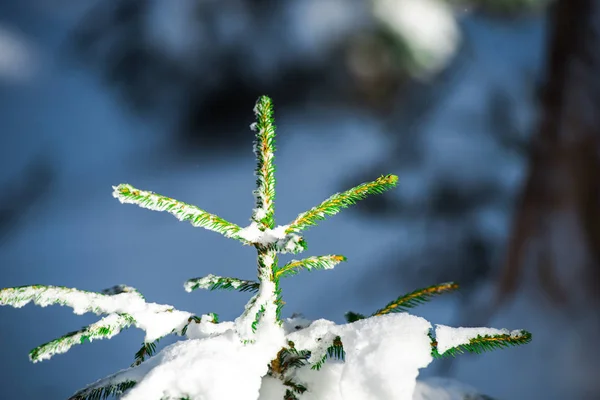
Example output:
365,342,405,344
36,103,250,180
0,96,531,400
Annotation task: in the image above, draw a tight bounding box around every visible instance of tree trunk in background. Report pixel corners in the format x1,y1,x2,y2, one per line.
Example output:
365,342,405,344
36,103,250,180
497,0,600,309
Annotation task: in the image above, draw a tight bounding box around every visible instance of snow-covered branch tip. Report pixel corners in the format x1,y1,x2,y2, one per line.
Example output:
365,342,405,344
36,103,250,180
0,284,193,362
184,274,260,293
429,326,532,358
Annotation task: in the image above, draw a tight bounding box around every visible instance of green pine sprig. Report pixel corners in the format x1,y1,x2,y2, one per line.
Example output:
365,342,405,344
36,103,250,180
251,304,267,333
344,311,366,323
112,184,248,244
345,282,459,323
184,274,259,293
68,380,137,400
270,341,312,376
373,282,459,316
30,313,135,363
283,379,307,395
251,95,277,230
274,255,347,279
311,335,345,371
131,337,161,367
430,330,532,358
285,174,398,235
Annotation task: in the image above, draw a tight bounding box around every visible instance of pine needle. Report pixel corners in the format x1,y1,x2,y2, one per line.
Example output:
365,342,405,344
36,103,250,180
275,255,347,279
0,284,143,314
372,282,459,316
68,380,137,400
184,274,259,293
285,174,398,234
30,314,135,363
344,311,366,323
131,337,161,367
431,330,533,358
251,95,277,230
113,184,248,243
311,336,345,371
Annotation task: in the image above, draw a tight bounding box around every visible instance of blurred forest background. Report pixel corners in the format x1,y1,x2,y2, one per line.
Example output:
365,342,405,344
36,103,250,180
0,0,599,399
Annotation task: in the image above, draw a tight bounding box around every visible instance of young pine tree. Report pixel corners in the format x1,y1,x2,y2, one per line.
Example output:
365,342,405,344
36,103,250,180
0,96,531,400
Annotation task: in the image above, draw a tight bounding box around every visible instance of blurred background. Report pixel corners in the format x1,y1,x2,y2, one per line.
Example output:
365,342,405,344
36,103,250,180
0,0,598,399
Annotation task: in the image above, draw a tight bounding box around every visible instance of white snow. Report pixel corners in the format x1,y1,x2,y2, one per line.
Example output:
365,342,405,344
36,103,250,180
282,314,433,400
121,330,280,400
236,222,305,254
0,286,192,343
371,0,460,77
237,223,289,245
77,313,442,400
11,281,523,400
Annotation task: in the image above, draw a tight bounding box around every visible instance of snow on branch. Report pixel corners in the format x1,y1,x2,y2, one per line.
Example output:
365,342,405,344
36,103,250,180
432,325,532,357
237,222,307,254
285,174,399,235
0,284,193,345
308,334,346,371
113,184,248,244
184,274,259,293
30,313,135,363
68,379,137,400
274,255,347,279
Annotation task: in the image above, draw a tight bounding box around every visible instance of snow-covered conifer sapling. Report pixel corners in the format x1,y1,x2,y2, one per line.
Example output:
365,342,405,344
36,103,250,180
0,96,531,400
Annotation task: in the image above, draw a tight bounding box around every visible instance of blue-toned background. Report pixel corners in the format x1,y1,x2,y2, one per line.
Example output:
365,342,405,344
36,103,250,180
1,1,598,399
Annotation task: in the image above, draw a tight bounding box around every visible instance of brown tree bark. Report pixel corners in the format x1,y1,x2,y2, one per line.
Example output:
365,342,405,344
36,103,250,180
496,0,600,308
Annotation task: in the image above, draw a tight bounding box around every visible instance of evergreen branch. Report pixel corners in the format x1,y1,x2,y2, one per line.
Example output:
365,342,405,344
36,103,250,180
285,175,399,234
344,311,366,323
275,255,347,279
69,380,137,400
0,284,142,315
271,234,307,255
270,341,311,376
372,282,459,316
180,316,202,337
284,390,300,400
184,274,259,293
30,313,135,363
311,336,345,371
112,184,248,243
251,304,266,333
433,330,532,358
428,331,442,358
283,379,307,395
131,337,161,367
179,313,219,336
101,284,145,299
251,95,277,230
1,284,192,344
283,380,309,400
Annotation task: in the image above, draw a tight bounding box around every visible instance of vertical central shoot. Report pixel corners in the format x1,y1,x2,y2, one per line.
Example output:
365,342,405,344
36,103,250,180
251,96,282,324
